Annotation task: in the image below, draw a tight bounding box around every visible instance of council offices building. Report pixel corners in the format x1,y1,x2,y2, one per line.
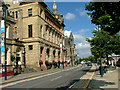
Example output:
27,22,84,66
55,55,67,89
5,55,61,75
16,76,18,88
8,1,67,70
0,1,25,72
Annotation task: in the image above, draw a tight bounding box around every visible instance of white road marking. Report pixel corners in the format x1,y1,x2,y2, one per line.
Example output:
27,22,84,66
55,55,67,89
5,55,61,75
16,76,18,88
68,82,76,89
51,76,62,81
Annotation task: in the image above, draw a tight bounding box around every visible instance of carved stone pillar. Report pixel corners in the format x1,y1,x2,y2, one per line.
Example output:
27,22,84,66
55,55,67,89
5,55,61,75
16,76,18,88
55,49,58,62
40,46,47,70
41,46,46,64
49,47,53,62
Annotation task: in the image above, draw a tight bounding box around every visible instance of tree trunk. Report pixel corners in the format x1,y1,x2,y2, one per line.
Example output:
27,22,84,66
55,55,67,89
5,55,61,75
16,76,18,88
106,55,109,65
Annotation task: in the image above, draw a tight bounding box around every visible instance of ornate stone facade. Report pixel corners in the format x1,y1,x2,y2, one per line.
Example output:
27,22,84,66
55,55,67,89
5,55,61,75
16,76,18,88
8,2,66,70
0,2,25,70
64,31,77,66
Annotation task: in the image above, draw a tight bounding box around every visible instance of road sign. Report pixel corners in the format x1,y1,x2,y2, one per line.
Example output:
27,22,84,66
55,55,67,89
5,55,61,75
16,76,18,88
1,20,5,64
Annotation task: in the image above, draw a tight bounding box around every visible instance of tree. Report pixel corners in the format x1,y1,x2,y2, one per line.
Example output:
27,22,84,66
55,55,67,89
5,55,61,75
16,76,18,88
86,56,95,62
79,56,95,62
85,2,120,34
109,34,120,55
86,29,120,64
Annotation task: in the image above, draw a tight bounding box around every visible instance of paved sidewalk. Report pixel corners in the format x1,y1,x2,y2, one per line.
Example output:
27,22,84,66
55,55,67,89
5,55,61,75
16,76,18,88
88,66,119,89
0,64,81,85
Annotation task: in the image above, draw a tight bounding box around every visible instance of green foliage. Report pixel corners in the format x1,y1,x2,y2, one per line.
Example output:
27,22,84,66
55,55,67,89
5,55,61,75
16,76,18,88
86,2,120,34
108,57,114,61
86,29,120,58
79,56,95,62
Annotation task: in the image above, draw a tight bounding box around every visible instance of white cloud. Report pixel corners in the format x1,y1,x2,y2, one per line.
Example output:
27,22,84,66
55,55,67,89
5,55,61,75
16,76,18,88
76,43,90,49
79,11,87,16
74,34,86,43
79,29,89,34
73,29,89,42
75,8,90,19
76,43,91,58
64,13,75,20
73,30,92,58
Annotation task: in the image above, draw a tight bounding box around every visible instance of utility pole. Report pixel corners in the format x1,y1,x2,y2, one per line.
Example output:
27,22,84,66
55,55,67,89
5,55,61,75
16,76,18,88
2,2,10,80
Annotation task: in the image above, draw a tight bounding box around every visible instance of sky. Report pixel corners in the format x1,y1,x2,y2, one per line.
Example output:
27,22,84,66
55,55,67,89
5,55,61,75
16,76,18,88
45,2,97,58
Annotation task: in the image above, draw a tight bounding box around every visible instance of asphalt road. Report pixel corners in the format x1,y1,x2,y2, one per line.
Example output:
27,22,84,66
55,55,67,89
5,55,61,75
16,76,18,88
2,65,91,89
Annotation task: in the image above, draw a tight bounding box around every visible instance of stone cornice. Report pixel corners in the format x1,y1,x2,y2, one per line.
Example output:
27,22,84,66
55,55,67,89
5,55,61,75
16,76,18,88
22,37,60,49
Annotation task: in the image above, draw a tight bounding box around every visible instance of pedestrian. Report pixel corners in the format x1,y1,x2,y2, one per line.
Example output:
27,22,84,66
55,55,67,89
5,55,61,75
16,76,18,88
65,61,68,67
45,61,49,70
58,61,60,68
39,60,43,71
18,61,22,73
62,61,64,69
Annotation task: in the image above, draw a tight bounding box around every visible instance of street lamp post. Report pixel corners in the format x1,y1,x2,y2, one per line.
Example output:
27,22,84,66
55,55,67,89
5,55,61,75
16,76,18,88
2,3,10,80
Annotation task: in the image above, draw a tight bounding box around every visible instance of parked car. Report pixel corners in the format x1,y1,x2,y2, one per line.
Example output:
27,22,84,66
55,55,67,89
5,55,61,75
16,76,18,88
116,58,120,67
87,61,92,66
81,61,86,64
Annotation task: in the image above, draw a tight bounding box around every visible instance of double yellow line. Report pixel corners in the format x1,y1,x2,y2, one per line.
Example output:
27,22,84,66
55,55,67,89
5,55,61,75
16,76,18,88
83,72,95,89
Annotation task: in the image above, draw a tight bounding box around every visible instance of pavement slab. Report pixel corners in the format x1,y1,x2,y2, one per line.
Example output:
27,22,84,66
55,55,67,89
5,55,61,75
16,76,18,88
88,66,118,89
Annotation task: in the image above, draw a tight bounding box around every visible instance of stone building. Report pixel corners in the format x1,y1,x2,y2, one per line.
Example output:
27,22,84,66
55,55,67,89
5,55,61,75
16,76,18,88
8,2,66,70
0,1,25,72
64,31,77,66
0,2,15,65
